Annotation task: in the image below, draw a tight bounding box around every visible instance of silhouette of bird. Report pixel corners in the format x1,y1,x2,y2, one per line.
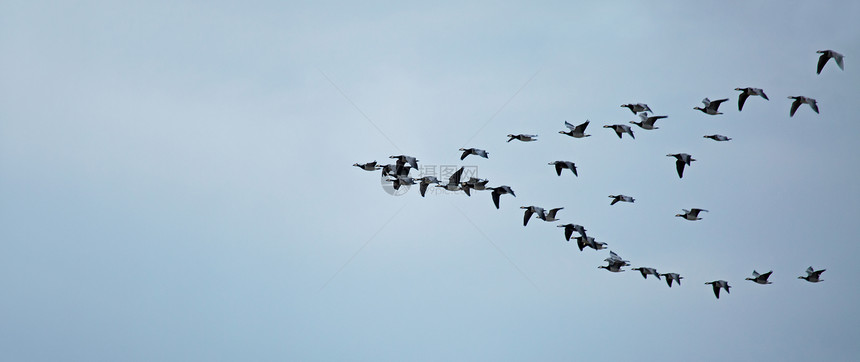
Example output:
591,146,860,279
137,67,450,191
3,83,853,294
816,49,844,74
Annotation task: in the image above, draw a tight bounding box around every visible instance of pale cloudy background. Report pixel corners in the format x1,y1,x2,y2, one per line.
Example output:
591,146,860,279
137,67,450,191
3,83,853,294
2,1,859,361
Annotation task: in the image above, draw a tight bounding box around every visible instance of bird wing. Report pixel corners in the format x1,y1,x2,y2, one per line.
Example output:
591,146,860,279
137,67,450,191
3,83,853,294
738,92,749,111
811,269,825,278
712,283,721,299
806,266,814,274
675,159,685,178
450,166,464,184
548,208,563,218
564,225,573,241
760,90,769,100
492,191,501,209
710,98,729,110
760,271,773,280
817,53,829,74
460,150,470,161
570,163,578,176
523,208,534,226
420,183,428,197
576,237,586,251
810,100,819,114
564,121,576,130
610,196,619,205
790,99,801,117
835,54,844,70
576,121,589,132
628,127,635,139
752,270,760,278
666,277,673,288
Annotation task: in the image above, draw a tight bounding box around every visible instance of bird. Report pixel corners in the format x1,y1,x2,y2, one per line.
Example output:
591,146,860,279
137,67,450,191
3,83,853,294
558,223,587,241
543,207,563,222
549,161,578,176
735,87,769,111
604,251,630,266
603,124,635,139
798,266,826,283
632,267,661,280
694,97,729,115
666,153,695,178
387,175,416,190
705,280,731,299
576,236,607,251
629,112,666,130
598,260,626,272
507,134,538,142
416,176,440,197
816,49,844,74
520,206,546,226
660,273,684,287
703,134,731,141
461,177,490,196
788,96,819,117
608,194,634,205
435,166,464,192
389,155,419,170
459,148,489,160
621,103,652,114
488,186,515,209
353,161,381,171
676,208,708,220
559,120,591,138
746,270,773,285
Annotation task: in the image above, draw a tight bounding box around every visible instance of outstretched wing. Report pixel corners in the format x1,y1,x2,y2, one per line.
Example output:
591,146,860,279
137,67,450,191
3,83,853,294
460,150,470,160
809,101,819,114
738,92,749,111
676,159,685,178
492,191,501,209
576,120,590,132
564,121,576,130
523,208,533,226
790,99,801,117
555,162,563,176
817,53,829,74
564,225,573,241
835,54,844,70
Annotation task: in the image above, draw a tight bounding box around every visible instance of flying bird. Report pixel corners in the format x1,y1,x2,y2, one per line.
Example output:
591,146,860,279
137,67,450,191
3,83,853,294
816,49,844,74
549,161,578,176
459,148,489,160
676,208,708,221
788,96,819,117
703,134,731,141
389,155,419,170
558,223,587,241
507,134,538,142
798,266,826,283
488,186,515,209
621,103,652,114
435,166,464,192
660,273,684,287
629,113,666,130
416,176,440,197
694,97,729,115
543,207,564,222
667,153,695,178
746,270,773,285
559,120,591,138
520,206,546,226
705,280,731,299
576,236,607,251
353,161,381,171
604,124,635,139
608,194,634,205
461,177,490,196
735,87,769,111
632,267,661,280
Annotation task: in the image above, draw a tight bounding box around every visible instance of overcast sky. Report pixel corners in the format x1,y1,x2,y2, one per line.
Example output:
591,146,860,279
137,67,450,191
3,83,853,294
2,1,860,361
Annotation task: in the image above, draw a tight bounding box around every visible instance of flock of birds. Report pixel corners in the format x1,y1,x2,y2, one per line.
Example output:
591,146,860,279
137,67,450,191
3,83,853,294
353,49,843,299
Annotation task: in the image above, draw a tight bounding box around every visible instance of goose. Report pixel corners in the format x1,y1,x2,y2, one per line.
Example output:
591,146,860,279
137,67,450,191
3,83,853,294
558,223,587,241
603,124,635,139
559,120,591,138
576,236,607,251
630,113,666,130
549,161,578,176
461,177,490,196
676,208,708,221
507,134,538,142
816,50,844,74
598,260,626,273
435,166,464,192
608,194,634,205
416,176,440,197
632,267,661,280
704,134,732,141
735,87,769,111
389,155,419,170
353,161,381,171
788,96,819,117
488,186,515,209
694,97,729,115
798,266,825,283
621,103,652,114
543,207,564,222
746,270,773,285
705,280,731,299
520,206,546,226
660,273,683,287
666,153,695,178
387,175,416,190
459,148,489,160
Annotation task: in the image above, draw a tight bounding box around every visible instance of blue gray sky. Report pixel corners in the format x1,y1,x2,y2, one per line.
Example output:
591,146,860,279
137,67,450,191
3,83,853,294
2,1,860,361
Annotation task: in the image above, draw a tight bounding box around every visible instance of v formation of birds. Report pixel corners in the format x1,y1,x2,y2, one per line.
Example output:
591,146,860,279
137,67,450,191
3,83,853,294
354,50,842,299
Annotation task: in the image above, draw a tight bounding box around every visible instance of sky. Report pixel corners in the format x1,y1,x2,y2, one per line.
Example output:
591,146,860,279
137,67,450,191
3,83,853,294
2,1,860,361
